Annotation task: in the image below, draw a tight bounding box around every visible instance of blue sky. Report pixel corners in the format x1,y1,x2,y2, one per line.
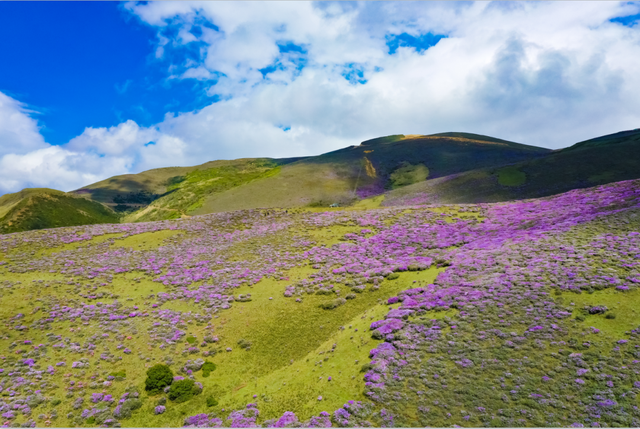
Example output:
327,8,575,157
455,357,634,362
0,1,639,195
0,2,214,146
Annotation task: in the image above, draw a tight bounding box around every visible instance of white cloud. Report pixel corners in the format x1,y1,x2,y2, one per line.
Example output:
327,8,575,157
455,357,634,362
0,92,48,157
124,0,640,149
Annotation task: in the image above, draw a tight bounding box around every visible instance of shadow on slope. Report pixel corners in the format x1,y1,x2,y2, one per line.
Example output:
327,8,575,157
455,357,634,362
381,128,640,206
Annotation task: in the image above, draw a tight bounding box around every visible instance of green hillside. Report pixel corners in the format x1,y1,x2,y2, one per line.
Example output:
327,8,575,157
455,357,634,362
69,133,548,223
0,188,119,234
190,133,550,215
381,128,640,206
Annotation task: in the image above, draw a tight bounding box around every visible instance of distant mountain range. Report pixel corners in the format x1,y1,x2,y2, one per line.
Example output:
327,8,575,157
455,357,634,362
1,128,638,233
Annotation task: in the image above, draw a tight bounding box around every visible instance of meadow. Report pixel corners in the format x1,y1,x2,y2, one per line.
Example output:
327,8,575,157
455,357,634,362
0,178,640,427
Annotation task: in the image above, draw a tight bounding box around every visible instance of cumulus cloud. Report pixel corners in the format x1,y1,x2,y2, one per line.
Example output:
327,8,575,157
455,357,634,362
0,92,48,157
122,0,640,149
2,1,640,196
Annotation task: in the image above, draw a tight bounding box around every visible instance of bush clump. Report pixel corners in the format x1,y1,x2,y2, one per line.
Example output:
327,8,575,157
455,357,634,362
144,364,174,395
115,398,142,420
168,379,202,403
206,396,218,407
387,273,400,280
202,361,217,378
605,313,617,319
320,298,347,310
186,336,197,345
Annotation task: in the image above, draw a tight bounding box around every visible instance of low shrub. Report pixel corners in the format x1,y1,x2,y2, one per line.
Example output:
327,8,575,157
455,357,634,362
387,273,400,280
168,379,201,403
110,370,126,378
50,399,61,407
345,293,356,300
606,313,617,319
186,336,197,345
144,364,174,395
320,298,347,310
202,361,217,378
206,397,218,407
371,330,383,340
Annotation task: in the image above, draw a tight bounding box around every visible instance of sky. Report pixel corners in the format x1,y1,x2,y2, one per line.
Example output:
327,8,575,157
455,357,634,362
0,1,639,196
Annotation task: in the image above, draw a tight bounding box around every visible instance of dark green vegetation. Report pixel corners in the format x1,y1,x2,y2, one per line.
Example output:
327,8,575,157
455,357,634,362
0,188,119,234
167,379,201,403
145,364,174,395
382,128,640,206
201,361,216,378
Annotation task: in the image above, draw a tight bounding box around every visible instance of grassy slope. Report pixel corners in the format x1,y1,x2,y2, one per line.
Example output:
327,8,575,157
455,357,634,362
1,183,640,427
381,128,640,206
0,188,119,234
67,132,548,221
192,133,550,215
72,158,304,208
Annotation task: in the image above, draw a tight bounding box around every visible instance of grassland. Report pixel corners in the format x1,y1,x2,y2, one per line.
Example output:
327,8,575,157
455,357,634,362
0,189,119,234
1,178,640,427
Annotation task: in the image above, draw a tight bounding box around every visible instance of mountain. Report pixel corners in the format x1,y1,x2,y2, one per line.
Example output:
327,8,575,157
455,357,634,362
380,128,640,206
4,128,639,234
73,132,549,222
0,188,119,234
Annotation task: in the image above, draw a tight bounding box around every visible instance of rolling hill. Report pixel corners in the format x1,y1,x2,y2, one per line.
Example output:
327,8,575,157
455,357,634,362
0,188,119,234
3,128,640,233
380,128,640,207
72,132,550,222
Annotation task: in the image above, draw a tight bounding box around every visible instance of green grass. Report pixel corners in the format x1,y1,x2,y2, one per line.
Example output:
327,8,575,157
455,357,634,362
558,288,640,339
389,163,430,189
125,161,282,222
191,268,442,422
496,166,526,187
0,189,119,234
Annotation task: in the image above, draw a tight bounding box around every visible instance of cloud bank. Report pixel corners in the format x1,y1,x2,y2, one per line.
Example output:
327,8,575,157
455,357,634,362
2,1,639,195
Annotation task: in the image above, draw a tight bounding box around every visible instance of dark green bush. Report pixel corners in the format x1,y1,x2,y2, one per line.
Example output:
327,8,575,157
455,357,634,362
51,399,62,407
156,397,167,406
186,336,197,344
345,293,356,300
606,313,617,319
202,361,217,378
206,396,218,407
86,417,95,425
144,364,174,395
110,370,126,378
168,379,200,403
387,273,400,280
